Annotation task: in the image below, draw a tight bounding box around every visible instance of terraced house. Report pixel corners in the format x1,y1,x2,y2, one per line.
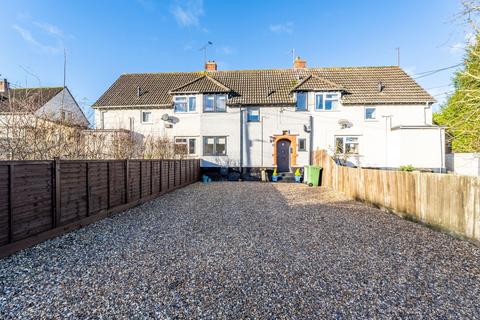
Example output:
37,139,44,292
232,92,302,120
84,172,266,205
93,57,445,173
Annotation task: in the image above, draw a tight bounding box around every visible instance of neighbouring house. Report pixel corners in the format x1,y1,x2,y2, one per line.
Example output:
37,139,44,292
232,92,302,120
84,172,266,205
0,79,90,160
0,79,89,127
92,58,445,174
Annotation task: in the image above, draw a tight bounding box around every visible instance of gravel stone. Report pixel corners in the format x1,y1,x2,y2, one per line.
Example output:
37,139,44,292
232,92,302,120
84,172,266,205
1,182,479,319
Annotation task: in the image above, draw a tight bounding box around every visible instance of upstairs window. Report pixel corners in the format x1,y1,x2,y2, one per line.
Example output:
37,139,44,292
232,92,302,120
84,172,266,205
365,107,376,120
315,93,340,111
325,93,339,110
335,136,359,154
141,111,152,123
296,92,308,111
203,94,227,112
174,96,196,113
247,108,260,122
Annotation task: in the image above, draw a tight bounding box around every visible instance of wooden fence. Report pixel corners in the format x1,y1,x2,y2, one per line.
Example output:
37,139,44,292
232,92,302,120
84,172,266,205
315,150,480,243
0,158,200,257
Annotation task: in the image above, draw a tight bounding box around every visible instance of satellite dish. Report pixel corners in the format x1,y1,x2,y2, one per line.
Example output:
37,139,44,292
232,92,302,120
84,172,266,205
161,113,170,121
338,119,352,129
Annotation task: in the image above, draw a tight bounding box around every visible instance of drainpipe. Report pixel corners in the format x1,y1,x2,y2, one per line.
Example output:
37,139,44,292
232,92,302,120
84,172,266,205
309,115,314,165
261,115,264,167
239,108,244,176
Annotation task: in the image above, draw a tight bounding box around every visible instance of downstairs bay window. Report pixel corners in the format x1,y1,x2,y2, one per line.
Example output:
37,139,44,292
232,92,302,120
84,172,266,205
335,136,359,154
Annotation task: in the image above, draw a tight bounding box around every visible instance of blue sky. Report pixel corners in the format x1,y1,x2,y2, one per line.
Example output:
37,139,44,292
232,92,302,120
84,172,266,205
0,0,472,121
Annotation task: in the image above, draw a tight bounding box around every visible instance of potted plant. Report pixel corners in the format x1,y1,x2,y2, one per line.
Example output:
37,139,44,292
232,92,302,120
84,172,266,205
271,168,278,182
294,168,302,183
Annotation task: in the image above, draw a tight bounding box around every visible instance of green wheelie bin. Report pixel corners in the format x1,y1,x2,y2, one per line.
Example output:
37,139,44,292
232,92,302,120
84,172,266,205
307,165,322,187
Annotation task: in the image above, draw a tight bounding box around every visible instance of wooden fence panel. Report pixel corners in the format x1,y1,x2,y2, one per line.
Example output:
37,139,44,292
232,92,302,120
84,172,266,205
87,162,109,215
169,161,175,190
60,162,88,225
315,150,480,242
128,161,141,201
11,164,53,242
109,161,126,208
151,161,161,195
140,161,151,198
161,161,169,193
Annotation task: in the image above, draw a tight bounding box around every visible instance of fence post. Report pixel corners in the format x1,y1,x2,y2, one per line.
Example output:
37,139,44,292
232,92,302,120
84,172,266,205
139,161,143,198
125,159,129,204
8,163,14,243
53,158,61,228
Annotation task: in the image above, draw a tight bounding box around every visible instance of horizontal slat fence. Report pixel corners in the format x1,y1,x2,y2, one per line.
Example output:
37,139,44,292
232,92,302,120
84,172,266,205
315,150,480,243
0,159,200,257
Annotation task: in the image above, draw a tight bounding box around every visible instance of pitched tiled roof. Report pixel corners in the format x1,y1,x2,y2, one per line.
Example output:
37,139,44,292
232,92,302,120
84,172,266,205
93,66,435,108
291,75,343,92
0,87,63,112
169,75,231,94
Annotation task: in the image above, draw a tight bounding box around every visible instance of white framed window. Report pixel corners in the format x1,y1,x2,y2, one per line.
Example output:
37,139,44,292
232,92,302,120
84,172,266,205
174,137,196,155
100,111,106,129
365,107,377,120
298,138,307,151
174,96,196,113
335,136,359,154
296,92,308,111
141,111,152,123
315,93,340,111
247,108,260,122
203,136,227,156
203,94,227,112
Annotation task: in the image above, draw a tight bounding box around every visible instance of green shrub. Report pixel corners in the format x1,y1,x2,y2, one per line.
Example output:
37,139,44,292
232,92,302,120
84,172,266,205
399,165,415,172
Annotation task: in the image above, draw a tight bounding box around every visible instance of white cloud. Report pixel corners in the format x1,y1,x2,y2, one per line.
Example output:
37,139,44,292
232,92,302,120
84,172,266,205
449,32,477,55
269,22,294,34
12,24,62,54
171,0,204,27
34,21,64,37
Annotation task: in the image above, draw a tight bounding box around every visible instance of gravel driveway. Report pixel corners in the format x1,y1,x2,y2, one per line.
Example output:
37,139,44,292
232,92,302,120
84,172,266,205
1,182,479,319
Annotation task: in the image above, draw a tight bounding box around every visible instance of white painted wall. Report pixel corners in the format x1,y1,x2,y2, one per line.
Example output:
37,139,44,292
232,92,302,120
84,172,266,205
38,88,89,127
446,153,480,177
95,91,444,170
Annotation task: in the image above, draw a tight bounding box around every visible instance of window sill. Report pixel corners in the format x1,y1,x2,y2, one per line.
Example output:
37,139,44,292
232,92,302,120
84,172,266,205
314,109,340,112
141,122,154,125
364,119,379,122
203,154,228,157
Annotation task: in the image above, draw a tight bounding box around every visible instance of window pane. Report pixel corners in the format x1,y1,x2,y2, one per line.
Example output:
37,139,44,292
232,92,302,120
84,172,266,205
315,95,323,110
296,92,307,111
346,137,358,143
188,138,196,154
335,137,344,153
204,137,214,155
247,108,260,122
175,138,187,143
365,107,376,119
216,137,226,155
188,97,196,112
204,95,215,112
216,95,226,112
142,112,151,122
324,100,332,110
345,143,359,154
174,97,187,112
325,94,339,111
299,138,306,151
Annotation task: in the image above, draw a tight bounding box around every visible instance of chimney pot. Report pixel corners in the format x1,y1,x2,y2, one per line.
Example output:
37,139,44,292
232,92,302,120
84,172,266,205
205,61,217,71
294,56,307,69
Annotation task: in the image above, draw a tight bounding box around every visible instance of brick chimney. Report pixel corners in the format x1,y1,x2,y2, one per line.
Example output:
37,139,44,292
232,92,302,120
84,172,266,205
0,79,9,93
293,56,307,69
205,61,217,71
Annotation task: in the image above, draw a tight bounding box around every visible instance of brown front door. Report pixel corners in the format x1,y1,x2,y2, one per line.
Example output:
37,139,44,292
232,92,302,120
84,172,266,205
276,139,291,172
